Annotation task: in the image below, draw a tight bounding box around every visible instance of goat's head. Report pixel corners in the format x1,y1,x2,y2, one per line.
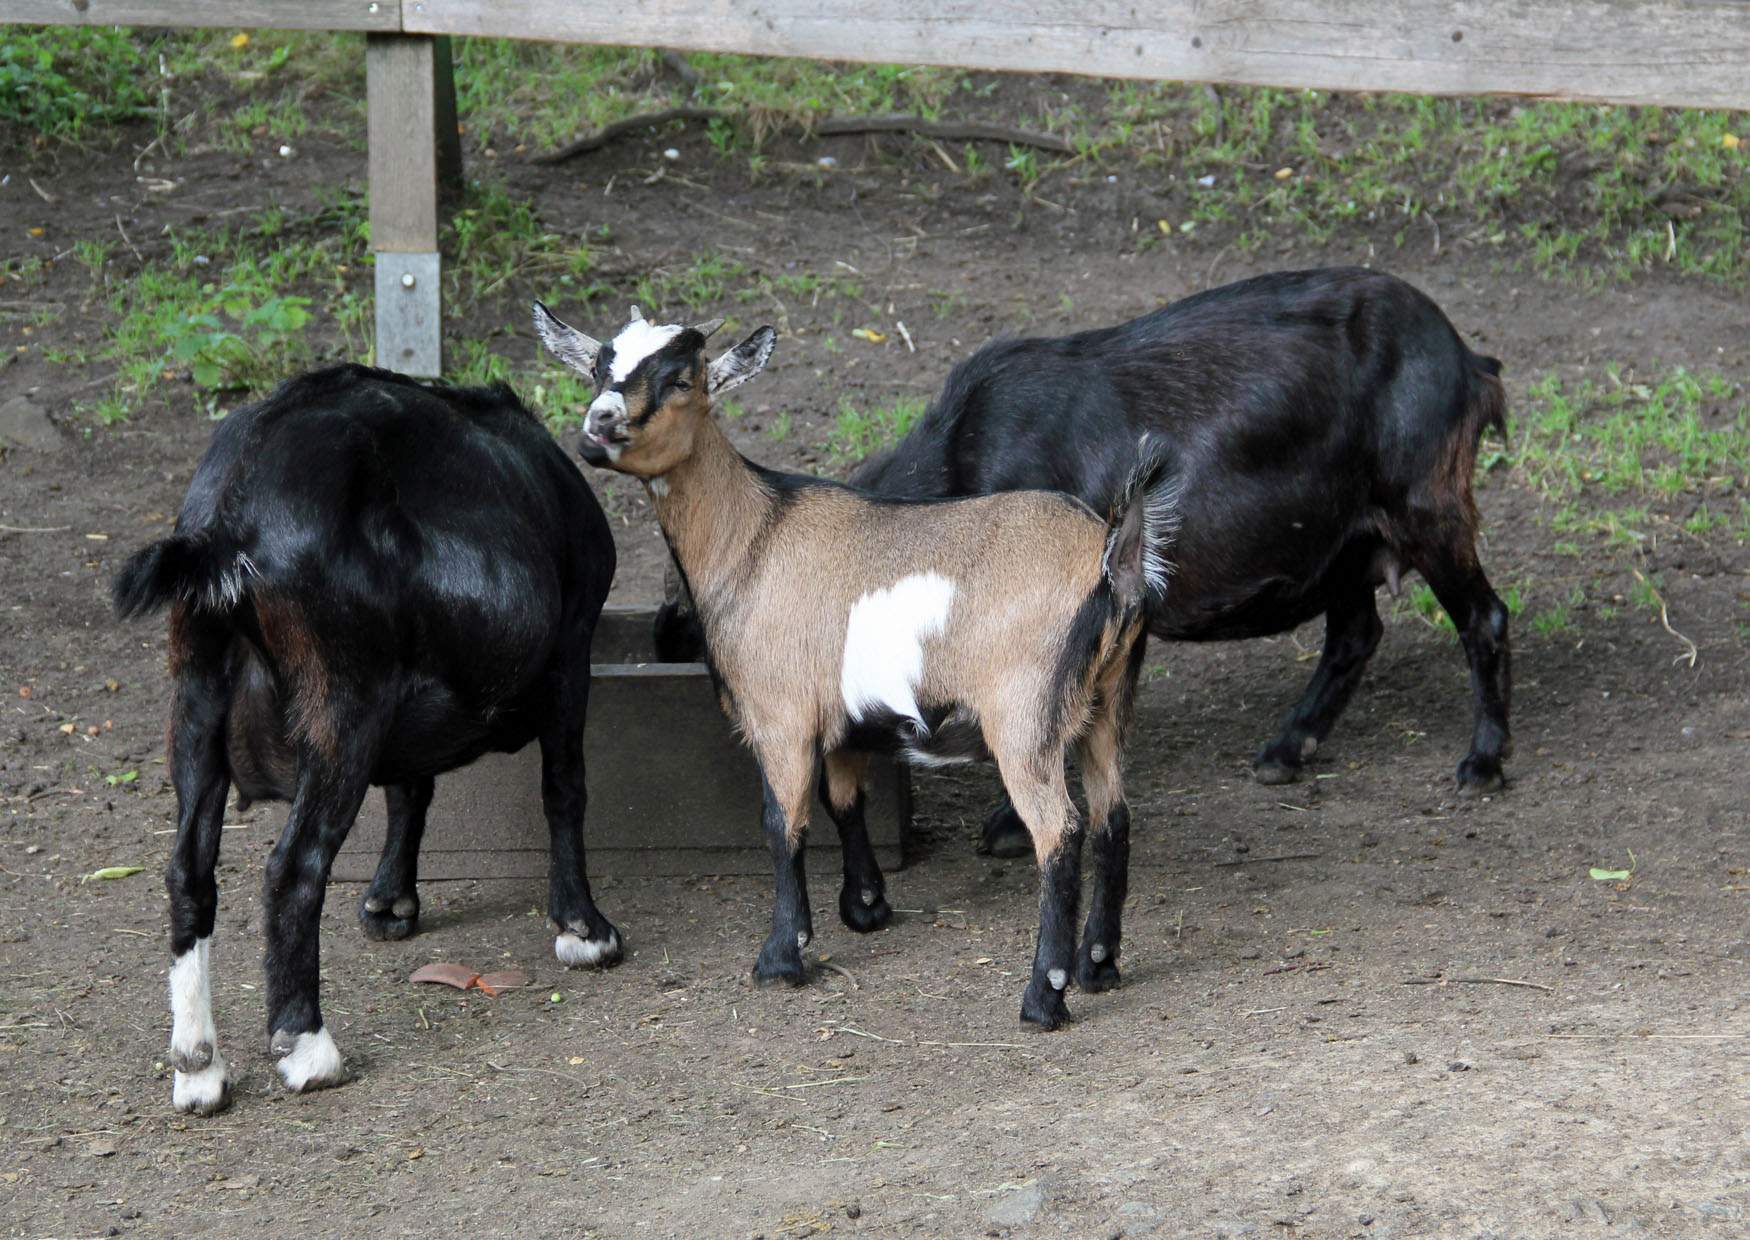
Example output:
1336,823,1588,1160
532,301,776,477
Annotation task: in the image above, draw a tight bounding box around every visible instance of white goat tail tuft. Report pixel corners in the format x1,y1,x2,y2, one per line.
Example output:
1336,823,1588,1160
1102,436,1182,606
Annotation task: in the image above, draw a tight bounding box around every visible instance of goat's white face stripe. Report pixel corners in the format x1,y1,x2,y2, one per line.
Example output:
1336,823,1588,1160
841,572,955,725
606,320,683,384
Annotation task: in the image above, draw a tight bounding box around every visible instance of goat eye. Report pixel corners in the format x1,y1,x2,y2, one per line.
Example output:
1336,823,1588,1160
673,378,692,392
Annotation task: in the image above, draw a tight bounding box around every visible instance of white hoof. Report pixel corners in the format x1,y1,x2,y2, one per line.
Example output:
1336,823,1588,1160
172,1051,233,1116
275,1027,345,1093
555,927,622,968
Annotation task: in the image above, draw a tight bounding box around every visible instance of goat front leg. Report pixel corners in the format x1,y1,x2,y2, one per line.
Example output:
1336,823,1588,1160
1254,585,1383,784
263,737,375,1094
1000,754,1083,1030
358,777,433,941
819,749,892,933
752,742,817,985
542,678,623,969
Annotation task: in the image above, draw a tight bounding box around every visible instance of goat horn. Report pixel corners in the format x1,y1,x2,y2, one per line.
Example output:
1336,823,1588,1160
692,316,725,341
627,304,644,323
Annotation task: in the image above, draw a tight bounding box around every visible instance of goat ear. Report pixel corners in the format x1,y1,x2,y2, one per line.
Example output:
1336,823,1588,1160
692,316,725,341
707,326,776,395
532,301,602,378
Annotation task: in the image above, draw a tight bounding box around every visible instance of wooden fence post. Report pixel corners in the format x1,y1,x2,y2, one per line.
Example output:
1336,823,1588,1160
366,33,460,378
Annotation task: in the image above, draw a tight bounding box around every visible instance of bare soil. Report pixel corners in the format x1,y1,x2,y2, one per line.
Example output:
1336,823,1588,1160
2,95,1747,1238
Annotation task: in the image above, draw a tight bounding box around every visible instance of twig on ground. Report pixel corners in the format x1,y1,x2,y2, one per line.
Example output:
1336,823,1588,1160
833,1025,904,1044
0,525,72,534
1547,1032,1745,1040
815,114,1073,153
1213,852,1322,867
1204,242,1234,288
29,177,57,204
1630,569,1699,668
1243,1007,1286,1017
115,214,144,265
658,50,701,86
532,107,724,164
895,320,916,353
818,961,859,990
919,1040,1024,1050
1403,975,1554,992
485,1061,592,1086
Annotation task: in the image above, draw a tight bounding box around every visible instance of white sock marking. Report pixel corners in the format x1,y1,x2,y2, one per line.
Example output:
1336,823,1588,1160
172,1051,232,1115
556,927,621,968
1048,968,1068,990
168,938,216,1068
276,1026,344,1093
840,573,956,727
1089,944,1108,964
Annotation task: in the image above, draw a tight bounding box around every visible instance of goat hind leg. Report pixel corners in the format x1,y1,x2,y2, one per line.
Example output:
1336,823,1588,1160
1000,757,1082,1030
820,749,891,933
541,681,623,968
165,608,234,1115
1418,554,1511,793
358,777,433,942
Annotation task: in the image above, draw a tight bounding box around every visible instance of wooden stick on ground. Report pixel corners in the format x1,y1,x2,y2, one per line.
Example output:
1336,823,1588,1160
815,113,1074,153
532,106,725,164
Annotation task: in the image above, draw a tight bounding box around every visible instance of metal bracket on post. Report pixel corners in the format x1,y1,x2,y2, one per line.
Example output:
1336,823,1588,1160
374,252,442,378
366,33,458,378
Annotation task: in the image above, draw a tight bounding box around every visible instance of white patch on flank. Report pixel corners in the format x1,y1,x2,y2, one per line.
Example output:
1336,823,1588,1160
607,320,683,383
840,572,956,727
556,928,621,968
172,1052,232,1115
1048,967,1069,991
168,938,216,1067
276,1026,344,1093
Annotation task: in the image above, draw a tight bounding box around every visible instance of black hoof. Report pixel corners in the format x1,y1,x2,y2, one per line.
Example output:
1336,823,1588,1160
753,934,809,987
1075,952,1122,994
1456,755,1506,796
358,892,419,941
839,884,893,933
1020,982,1072,1031
977,806,1032,859
1252,746,1304,785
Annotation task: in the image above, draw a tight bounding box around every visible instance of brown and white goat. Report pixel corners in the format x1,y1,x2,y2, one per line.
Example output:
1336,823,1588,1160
533,302,1179,1027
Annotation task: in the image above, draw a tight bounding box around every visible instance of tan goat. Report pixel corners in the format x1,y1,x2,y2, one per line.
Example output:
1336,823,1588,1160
534,302,1179,1027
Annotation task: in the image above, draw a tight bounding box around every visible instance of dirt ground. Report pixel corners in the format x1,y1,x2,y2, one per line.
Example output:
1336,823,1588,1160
3,86,1748,1238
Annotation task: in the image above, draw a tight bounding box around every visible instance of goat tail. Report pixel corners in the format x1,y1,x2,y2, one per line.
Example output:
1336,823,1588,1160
1468,350,1508,442
111,534,255,620
1101,436,1183,612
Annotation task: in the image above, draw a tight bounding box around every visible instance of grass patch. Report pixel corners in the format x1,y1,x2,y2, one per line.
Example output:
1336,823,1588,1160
0,27,157,140
825,396,928,462
1513,367,1748,518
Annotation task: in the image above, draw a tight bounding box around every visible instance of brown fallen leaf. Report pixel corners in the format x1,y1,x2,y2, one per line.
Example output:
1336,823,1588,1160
475,968,529,995
409,962,480,991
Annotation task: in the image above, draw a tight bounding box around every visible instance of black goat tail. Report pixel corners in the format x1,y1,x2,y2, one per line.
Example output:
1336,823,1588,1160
111,535,252,620
1101,436,1182,612
1468,351,1508,442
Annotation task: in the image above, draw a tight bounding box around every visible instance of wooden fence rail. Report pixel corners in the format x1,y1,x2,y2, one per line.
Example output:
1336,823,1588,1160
8,0,1748,374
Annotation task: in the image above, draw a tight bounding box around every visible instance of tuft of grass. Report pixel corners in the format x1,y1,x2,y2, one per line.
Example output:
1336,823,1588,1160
825,396,928,462
1512,367,1747,546
0,27,157,139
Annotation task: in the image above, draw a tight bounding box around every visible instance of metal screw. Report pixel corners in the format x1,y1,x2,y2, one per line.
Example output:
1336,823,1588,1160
368,2,379,12
401,272,416,289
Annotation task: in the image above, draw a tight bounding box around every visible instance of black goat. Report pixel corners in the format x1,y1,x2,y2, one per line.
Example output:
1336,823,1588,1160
113,365,618,1113
659,267,1510,856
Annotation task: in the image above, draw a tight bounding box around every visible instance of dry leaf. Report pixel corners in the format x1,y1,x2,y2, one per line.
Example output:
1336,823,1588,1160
409,962,480,991
1724,133,1741,150
230,33,251,50
1274,166,1294,179
475,968,529,995
851,328,887,344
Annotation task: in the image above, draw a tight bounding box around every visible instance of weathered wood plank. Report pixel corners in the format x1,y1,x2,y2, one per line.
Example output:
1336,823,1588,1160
367,33,444,375
2,0,400,32
406,1,1750,111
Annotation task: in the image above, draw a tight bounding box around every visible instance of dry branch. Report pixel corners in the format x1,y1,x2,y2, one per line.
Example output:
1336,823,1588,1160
531,107,724,164
815,113,1073,153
